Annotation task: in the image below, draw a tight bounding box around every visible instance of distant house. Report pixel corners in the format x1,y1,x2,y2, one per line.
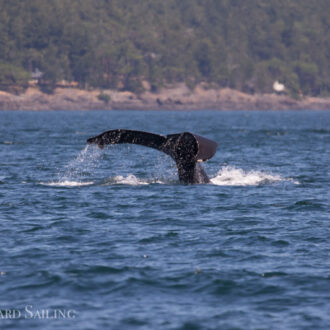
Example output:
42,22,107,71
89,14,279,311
29,69,78,89
29,68,43,86
31,68,43,80
273,81,286,95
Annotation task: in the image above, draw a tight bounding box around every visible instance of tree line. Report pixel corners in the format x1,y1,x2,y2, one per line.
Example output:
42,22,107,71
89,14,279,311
0,0,328,96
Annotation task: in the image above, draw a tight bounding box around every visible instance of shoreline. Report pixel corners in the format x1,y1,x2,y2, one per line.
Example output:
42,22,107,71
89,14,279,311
0,84,329,111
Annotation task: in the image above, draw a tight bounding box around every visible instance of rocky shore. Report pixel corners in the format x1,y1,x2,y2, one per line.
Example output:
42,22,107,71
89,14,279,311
0,84,329,111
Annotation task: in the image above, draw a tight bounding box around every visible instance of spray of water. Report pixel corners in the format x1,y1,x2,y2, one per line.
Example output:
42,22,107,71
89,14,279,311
210,166,299,186
41,143,298,187
42,145,102,187
100,174,166,186
98,166,298,186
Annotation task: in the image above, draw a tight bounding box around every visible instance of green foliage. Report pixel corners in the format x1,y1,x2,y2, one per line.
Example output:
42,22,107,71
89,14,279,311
97,92,111,104
0,62,29,93
0,0,328,96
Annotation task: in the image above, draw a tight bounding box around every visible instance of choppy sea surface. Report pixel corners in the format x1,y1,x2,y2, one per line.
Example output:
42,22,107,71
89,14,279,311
0,110,329,329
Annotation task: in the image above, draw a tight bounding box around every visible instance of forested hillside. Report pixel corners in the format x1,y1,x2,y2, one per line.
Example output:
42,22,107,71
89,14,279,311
0,0,329,96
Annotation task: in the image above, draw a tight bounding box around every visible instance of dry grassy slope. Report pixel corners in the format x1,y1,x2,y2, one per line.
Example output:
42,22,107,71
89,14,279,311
0,86,329,111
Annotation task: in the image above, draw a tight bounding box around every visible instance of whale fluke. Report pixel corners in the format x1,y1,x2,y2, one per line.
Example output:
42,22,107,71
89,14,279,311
87,129,217,184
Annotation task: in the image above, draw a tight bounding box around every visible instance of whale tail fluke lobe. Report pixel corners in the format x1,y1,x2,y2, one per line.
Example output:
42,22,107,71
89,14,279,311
87,129,217,184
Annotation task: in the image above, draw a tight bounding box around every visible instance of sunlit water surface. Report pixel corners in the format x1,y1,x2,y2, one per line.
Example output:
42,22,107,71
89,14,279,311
0,110,329,329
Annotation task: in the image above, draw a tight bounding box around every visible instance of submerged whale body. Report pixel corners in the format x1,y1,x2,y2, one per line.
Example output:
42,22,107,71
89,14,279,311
87,129,218,184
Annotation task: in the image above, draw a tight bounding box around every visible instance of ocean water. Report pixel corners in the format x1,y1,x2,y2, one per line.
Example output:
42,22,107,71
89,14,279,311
0,110,329,329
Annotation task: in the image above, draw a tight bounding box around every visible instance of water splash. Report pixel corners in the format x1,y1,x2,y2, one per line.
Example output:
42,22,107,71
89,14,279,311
102,174,165,186
40,145,298,187
210,166,299,186
41,181,94,187
42,145,102,187
100,166,296,186
112,175,149,185
61,145,101,179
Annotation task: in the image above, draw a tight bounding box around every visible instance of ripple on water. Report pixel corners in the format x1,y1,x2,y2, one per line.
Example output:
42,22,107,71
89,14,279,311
288,199,326,211
1,111,330,330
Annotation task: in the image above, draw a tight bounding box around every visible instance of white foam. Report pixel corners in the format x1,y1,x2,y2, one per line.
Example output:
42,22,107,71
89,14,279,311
101,174,165,186
40,180,94,187
114,174,149,185
210,166,298,186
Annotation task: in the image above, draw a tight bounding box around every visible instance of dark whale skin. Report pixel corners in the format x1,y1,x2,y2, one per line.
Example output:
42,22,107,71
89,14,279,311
87,129,217,184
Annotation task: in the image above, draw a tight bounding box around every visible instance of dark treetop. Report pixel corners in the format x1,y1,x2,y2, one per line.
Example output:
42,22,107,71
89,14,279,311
0,0,329,96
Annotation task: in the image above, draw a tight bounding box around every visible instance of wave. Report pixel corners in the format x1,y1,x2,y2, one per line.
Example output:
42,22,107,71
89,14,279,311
210,166,298,186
